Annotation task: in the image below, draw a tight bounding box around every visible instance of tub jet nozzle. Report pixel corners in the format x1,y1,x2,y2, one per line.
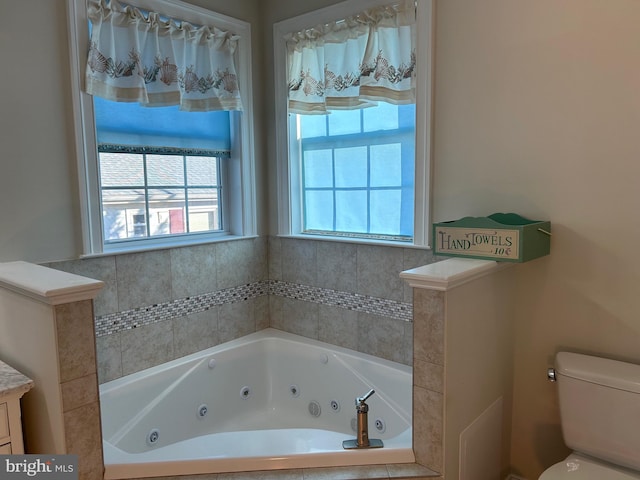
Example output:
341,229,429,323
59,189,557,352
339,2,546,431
342,389,384,449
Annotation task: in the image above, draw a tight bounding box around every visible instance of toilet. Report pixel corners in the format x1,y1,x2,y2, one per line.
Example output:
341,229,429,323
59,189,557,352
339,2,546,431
540,352,640,479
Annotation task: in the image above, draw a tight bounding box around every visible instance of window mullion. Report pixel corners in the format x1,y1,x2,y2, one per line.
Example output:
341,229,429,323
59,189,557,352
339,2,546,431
216,157,223,231
183,155,190,234
142,153,151,238
366,144,371,235
331,147,337,232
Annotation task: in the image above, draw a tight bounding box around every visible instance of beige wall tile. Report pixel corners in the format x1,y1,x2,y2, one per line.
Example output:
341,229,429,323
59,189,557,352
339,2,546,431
281,238,318,287
63,402,103,480
171,243,218,299
302,465,388,479
96,332,123,384
386,463,440,478
357,312,407,364
254,295,270,331
173,309,219,358
316,241,357,292
55,301,97,383
61,374,98,412
217,238,267,289
356,245,404,302
413,360,444,394
218,470,303,480
412,290,444,366
120,320,174,376
272,297,319,339
116,250,172,311
218,300,255,343
318,304,358,351
413,386,443,473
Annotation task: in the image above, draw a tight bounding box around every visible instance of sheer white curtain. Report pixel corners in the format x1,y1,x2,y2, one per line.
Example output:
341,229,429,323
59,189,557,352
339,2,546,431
285,0,416,114
85,0,243,111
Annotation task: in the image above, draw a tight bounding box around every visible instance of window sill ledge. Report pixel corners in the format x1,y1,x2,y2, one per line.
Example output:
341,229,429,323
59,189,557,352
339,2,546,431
278,233,431,250
81,234,258,259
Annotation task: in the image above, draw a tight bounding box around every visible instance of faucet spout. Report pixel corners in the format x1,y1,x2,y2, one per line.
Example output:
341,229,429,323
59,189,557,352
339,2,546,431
357,389,375,405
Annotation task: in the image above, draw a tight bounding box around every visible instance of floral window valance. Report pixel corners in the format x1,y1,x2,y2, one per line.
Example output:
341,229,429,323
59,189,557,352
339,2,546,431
285,0,416,114
85,0,243,111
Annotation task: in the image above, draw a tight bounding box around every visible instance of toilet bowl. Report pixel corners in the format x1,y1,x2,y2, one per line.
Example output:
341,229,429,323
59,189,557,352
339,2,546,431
540,453,640,479
540,352,640,480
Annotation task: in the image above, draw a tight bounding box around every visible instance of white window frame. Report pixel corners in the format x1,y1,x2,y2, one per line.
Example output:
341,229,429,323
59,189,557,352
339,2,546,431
273,0,434,247
67,0,256,255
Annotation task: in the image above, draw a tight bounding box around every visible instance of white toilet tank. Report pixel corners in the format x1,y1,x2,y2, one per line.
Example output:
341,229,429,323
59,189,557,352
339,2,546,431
555,352,640,471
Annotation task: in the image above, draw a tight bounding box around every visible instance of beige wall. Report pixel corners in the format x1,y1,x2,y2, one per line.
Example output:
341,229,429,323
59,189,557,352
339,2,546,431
3,0,640,478
433,0,640,478
0,2,81,263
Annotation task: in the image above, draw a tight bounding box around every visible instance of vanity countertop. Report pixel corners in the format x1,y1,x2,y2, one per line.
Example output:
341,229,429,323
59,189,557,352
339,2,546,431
0,360,33,400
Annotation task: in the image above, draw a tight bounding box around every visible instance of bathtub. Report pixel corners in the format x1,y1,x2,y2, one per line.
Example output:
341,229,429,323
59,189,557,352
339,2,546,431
100,328,413,479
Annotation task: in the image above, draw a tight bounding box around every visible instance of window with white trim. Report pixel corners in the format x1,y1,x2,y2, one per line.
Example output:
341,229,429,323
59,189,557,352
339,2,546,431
274,0,433,246
67,0,256,254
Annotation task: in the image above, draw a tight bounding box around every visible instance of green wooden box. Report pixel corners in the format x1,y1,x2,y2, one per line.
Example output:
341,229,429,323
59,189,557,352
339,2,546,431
433,213,551,262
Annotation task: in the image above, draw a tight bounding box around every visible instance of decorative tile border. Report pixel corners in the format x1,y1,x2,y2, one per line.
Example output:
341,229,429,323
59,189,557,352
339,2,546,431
95,282,269,337
270,280,413,322
94,280,412,337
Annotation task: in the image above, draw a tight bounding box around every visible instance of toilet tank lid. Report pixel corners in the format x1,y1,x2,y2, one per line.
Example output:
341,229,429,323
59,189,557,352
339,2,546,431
556,352,640,394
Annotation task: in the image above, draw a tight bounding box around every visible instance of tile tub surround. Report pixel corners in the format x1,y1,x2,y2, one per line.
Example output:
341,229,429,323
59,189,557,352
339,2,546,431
268,237,439,305
47,238,268,383
92,279,415,382
47,238,268,319
268,237,440,365
94,280,410,339
41,239,445,479
48,237,439,382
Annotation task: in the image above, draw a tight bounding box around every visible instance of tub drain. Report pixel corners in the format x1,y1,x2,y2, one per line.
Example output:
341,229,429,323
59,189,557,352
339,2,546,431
308,401,322,417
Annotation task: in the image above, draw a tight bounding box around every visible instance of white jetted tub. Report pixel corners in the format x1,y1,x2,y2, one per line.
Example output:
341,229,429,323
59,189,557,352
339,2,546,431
100,328,413,479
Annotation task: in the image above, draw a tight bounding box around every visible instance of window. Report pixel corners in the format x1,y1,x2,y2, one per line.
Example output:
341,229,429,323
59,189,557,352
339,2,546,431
296,103,415,240
67,0,256,254
274,0,433,246
98,149,222,241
